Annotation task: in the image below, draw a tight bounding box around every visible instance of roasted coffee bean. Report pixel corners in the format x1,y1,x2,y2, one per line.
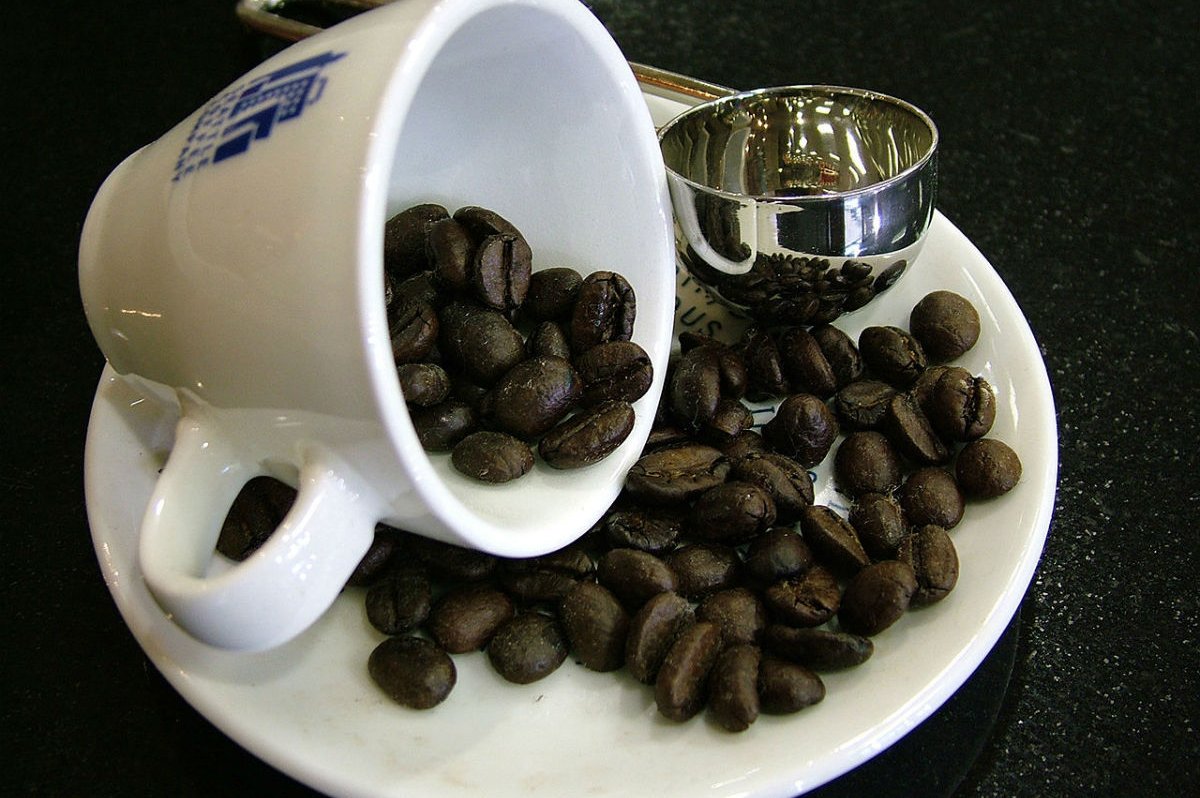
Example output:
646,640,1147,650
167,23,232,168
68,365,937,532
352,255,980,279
539,399,635,468
928,367,997,442
427,217,474,292
702,398,755,445
911,364,954,415
559,581,630,672
720,430,768,463
526,320,572,360
407,535,498,582
368,636,456,709
707,644,761,732
524,266,583,321
743,526,815,586
384,203,447,278
833,430,904,497
624,443,730,504
570,270,636,354
761,625,874,670
739,326,789,398
451,431,534,483
452,205,524,239
800,505,870,574
811,324,863,388
626,591,695,684
956,438,1022,498
655,621,724,722
668,345,722,432
909,290,980,362
487,612,568,684
347,525,405,587
762,565,841,627
690,481,776,543
713,345,750,400
884,392,951,466
473,233,532,311
731,452,815,522
498,543,593,602
438,301,525,385
762,393,840,467
391,270,444,310
397,362,450,408
833,379,897,431
664,543,743,599
757,655,825,714
575,340,654,406
388,299,439,364
603,508,681,554
217,476,296,561
848,493,908,560
898,524,959,605
874,259,908,293
428,584,515,653
497,568,577,604
696,587,767,646
410,398,477,452
597,548,677,607
644,421,691,452
365,569,432,635
898,467,965,529
777,326,838,398
488,355,581,440
838,560,917,636
859,325,927,388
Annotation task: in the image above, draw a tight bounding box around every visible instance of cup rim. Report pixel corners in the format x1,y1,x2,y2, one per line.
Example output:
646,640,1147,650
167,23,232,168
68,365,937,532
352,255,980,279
657,83,940,204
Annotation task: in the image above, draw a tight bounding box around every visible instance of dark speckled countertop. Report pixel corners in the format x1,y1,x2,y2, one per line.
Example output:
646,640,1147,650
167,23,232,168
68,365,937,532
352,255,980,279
3,1,1196,795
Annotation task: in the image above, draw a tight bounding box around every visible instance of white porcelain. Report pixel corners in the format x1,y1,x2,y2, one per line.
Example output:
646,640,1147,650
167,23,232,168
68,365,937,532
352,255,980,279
77,0,676,651
86,163,1058,798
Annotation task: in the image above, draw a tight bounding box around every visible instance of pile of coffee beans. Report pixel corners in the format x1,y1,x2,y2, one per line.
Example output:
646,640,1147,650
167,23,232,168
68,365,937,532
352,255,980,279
382,203,651,482
216,285,1023,732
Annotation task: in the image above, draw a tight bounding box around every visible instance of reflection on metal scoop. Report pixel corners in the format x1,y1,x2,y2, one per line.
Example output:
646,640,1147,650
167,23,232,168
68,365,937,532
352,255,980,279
658,85,939,325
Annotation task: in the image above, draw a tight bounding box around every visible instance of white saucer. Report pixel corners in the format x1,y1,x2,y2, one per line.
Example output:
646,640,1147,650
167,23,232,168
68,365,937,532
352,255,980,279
84,88,1057,798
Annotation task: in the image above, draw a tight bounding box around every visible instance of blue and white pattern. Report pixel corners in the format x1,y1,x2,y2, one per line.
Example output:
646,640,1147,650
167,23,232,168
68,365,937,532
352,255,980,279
173,50,346,182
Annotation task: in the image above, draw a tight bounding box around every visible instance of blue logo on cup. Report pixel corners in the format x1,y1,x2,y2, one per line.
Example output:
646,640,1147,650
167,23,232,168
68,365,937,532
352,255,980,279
173,51,346,182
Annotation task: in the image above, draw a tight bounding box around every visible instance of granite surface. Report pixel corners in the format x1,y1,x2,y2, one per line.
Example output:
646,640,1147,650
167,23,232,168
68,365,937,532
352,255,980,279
2,1,1196,795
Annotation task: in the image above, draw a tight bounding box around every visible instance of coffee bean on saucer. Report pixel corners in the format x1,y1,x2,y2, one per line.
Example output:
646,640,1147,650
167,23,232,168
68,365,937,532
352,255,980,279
897,467,965,530
762,564,841,628
859,325,927,388
574,340,654,406
757,655,825,714
730,451,815,522
624,443,731,504
743,526,814,586
833,379,896,431
655,621,724,722
428,583,515,653
898,524,959,605
559,581,630,672
833,430,904,497
762,393,839,467
956,438,1022,498
761,625,873,670
625,591,695,684
597,548,678,607
396,362,450,408
664,543,743,600
909,290,980,362
707,643,761,732
928,367,997,442
848,493,908,560
365,569,432,635
368,636,456,709
800,505,870,575
838,560,917,636
487,612,568,685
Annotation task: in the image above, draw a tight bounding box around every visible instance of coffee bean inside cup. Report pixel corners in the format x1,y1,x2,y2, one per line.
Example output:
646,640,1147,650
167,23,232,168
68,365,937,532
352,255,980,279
381,203,651,483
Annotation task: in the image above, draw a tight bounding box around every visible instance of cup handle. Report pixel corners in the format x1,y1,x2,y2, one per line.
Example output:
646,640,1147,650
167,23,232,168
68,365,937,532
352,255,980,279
138,411,378,651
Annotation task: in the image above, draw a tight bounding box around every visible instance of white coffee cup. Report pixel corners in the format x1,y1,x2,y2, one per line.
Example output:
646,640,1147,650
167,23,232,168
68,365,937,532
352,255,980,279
78,0,675,651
